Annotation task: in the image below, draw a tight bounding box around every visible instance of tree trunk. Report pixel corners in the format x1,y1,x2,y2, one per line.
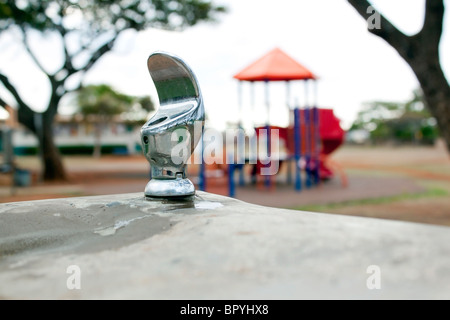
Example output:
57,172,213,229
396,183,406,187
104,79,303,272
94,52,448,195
17,100,67,181
428,96,450,151
39,121,67,181
408,57,450,151
347,0,450,152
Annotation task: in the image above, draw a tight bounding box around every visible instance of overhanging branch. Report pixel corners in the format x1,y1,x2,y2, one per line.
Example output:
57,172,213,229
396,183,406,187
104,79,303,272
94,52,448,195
78,36,117,74
347,0,412,58
0,72,37,131
51,34,119,94
0,73,27,108
54,24,75,81
44,82,64,120
420,0,445,49
19,26,49,76
0,96,8,109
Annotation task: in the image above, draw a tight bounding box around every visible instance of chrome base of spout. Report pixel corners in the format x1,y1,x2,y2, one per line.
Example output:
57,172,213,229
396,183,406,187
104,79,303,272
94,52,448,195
144,178,195,198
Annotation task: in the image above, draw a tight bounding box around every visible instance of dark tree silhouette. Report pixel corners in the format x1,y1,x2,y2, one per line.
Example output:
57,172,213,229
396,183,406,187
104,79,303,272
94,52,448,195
0,0,225,180
348,0,450,151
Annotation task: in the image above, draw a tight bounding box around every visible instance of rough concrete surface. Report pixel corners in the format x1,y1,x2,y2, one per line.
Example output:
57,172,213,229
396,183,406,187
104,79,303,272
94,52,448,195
0,191,449,299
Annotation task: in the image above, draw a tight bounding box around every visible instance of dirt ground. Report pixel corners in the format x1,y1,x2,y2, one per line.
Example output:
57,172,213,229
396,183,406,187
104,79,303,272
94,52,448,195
1,141,449,227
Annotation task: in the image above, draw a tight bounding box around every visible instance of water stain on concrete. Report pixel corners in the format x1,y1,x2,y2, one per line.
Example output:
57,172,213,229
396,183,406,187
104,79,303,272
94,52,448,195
0,193,226,263
0,198,172,260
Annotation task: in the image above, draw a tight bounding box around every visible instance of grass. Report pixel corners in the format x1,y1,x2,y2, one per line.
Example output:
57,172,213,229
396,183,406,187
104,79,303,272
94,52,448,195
292,187,448,212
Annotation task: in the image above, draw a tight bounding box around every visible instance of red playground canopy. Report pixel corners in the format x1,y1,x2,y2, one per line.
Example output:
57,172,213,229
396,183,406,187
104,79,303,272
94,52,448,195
233,47,317,82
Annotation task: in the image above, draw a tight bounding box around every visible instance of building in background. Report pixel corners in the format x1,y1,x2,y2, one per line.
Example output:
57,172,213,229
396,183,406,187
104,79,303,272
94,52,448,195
1,112,143,156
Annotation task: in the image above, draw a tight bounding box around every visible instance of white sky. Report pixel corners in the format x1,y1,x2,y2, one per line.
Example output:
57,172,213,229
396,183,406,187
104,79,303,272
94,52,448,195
0,0,449,131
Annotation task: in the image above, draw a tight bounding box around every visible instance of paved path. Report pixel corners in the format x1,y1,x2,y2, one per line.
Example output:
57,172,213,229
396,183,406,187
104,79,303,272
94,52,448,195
1,144,449,227
233,174,425,208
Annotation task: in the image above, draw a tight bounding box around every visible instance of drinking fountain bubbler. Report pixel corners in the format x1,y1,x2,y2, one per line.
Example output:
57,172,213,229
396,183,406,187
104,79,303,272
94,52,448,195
141,52,205,198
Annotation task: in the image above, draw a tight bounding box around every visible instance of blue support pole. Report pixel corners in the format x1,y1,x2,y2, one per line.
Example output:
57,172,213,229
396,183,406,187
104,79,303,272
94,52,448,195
294,108,302,191
199,134,206,191
309,106,316,187
238,165,245,186
265,124,271,188
313,106,320,185
238,127,245,187
313,80,321,185
228,162,235,198
264,80,271,189
286,81,292,185
304,81,312,188
304,108,312,188
237,81,245,187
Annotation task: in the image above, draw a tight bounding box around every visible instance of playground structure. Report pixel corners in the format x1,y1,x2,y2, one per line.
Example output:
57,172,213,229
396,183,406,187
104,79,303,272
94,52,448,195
196,48,345,196
1,48,345,199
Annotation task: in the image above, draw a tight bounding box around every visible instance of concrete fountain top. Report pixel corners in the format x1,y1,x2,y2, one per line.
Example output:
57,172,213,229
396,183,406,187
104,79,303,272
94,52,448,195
0,191,449,299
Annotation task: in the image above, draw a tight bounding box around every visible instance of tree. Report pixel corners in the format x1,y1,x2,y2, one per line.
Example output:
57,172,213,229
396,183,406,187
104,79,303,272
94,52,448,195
350,89,439,145
76,84,153,157
0,0,225,180
347,0,450,151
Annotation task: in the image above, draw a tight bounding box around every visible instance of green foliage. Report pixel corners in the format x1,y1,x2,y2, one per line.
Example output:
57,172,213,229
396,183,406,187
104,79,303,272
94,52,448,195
0,0,226,33
77,84,129,116
350,89,439,145
76,84,153,119
138,96,154,112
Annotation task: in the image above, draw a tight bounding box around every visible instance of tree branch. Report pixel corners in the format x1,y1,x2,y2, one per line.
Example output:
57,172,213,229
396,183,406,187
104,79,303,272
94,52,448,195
19,26,49,76
78,36,117,74
0,73,27,108
419,0,445,49
50,34,119,94
0,72,36,131
347,0,413,59
0,96,8,110
44,81,64,120
53,24,76,80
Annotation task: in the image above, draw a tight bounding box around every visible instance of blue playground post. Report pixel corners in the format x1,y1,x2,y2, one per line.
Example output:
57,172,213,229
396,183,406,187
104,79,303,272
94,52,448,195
304,107,312,188
294,108,302,191
236,81,245,187
264,80,271,189
228,155,235,197
286,80,292,185
313,106,321,185
304,80,312,188
265,124,271,188
313,80,320,185
238,126,245,187
199,134,206,191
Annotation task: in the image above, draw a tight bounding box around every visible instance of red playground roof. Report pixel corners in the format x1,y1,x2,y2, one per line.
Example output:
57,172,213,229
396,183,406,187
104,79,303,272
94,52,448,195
233,48,317,82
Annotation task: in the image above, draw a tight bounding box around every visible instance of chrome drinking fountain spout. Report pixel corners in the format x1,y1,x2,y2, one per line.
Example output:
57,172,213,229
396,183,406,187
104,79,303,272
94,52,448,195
141,52,205,198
